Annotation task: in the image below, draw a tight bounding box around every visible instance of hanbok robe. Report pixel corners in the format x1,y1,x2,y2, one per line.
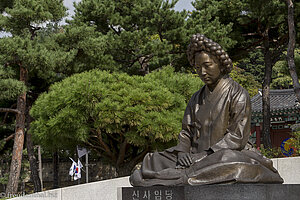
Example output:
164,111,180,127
130,77,283,186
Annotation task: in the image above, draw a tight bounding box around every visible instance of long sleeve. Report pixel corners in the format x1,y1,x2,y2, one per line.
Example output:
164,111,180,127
174,98,194,153
211,88,251,152
168,90,202,153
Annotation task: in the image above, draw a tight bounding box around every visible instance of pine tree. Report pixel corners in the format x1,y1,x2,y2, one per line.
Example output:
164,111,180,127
0,0,73,194
70,0,190,74
30,67,202,176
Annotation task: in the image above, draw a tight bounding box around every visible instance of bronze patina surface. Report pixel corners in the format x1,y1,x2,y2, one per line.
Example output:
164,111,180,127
130,34,283,186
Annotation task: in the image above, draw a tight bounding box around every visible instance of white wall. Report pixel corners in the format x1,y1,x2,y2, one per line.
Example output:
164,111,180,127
10,176,131,200
271,156,300,184
9,157,300,200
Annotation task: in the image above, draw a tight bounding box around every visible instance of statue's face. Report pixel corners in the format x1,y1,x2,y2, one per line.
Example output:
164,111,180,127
194,52,221,90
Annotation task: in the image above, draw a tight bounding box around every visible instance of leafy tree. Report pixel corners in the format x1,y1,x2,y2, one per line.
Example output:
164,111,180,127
30,67,202,176
0,0,74,194
230,64,260,98
237,49,265,83
272,49,300,89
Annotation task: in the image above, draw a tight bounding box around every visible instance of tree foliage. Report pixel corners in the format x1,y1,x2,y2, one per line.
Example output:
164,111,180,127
237,49,265,83
0,0,14,13
188,0,236,50
70,0,188,73
0,65,26,101
272,49,300,89
0,0,76,100
230,64,260,98
30,67,202,174
68,0,237,74
54,24,117,75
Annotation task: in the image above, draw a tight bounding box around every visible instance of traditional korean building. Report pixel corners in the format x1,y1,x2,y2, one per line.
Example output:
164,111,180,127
251,89,300,147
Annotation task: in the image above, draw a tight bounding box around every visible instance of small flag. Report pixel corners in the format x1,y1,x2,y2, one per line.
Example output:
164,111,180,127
69,157,77,176
77,146,89,158
74,159,83,180
78,159,83,168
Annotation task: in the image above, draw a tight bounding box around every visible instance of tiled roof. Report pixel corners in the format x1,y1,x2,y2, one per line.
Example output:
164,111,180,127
251,89,300,113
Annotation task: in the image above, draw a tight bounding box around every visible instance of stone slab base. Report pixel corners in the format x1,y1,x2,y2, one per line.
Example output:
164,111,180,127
119,184,300,200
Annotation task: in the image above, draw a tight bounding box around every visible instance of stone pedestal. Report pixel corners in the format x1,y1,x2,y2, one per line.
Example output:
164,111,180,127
119,184,300,200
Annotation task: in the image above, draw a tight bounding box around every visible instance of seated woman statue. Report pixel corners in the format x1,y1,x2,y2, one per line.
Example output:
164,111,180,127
130,34,283,186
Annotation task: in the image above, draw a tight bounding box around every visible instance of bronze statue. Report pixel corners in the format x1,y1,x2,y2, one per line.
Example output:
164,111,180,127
130,34,283,186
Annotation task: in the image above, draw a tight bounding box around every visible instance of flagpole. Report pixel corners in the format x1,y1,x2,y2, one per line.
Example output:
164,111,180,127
86,153,89,183
37,145,43,190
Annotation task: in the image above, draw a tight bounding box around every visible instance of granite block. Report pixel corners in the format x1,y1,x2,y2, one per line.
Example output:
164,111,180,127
120,184,300,200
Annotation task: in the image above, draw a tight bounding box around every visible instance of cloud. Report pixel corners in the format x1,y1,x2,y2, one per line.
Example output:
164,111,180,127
64,0,82,16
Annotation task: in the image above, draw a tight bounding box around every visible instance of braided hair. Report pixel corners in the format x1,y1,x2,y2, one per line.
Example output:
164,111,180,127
187,34,233,75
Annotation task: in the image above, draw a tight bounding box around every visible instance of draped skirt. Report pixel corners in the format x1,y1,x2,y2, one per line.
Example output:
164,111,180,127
130,148,283,186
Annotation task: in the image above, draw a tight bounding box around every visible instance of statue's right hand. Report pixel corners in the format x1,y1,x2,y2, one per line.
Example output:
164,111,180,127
177,152,193,167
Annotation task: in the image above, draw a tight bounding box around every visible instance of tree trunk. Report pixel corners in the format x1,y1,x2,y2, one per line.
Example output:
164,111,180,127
52,151,59,189
25,107,42,192
286,0,300,101
26,133,42,192
262,35,272,149
6,66,27,195
115,148,148,177
116,160,139,177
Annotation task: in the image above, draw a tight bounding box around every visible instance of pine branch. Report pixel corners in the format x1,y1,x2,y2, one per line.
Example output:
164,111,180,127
1,104,17,125
95,128,115,161
0,108,21,115
85,140,106,152
0,134,14,151
4,133,15,142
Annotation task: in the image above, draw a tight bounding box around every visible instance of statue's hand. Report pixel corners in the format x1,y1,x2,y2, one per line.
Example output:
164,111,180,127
177,152,193,167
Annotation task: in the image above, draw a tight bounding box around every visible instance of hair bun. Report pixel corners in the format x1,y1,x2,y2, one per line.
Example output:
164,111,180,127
187,34,233,74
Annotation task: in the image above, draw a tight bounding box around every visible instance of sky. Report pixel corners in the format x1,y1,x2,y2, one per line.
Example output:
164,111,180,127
174,0,194,11
0,0,194,37
64,0,194,17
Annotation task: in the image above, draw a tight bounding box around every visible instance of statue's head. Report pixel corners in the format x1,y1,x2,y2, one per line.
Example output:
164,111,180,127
187,34,233,89
187,34,232,75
